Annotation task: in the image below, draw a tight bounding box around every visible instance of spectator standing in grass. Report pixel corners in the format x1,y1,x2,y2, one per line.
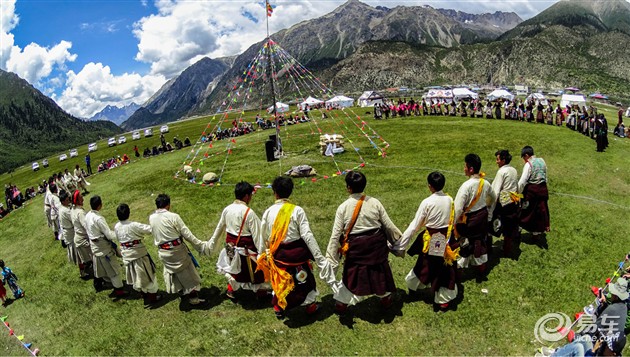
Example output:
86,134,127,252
85,195,127,297
114,203,162,306
208,181,269,301
396,171,459,312
518,146,550,238
455,154,495,282
489,150,520,258
150,194,210,306
326,171,402,314
85,154,92,175
71,190,94,280
257,177,335,319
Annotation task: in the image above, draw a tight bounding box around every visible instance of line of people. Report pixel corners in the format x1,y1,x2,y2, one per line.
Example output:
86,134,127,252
43,145,550,317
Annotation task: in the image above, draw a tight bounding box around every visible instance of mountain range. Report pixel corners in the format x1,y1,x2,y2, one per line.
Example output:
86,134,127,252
0,69,121,173
3,0,630,172
89,102,140,126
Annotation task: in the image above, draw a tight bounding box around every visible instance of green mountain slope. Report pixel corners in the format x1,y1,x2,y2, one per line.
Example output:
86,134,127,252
0,70,122,173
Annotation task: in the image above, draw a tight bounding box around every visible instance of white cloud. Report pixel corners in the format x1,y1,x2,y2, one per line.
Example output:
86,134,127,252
132,1,339,78
1,0,78,84
57,62,166,118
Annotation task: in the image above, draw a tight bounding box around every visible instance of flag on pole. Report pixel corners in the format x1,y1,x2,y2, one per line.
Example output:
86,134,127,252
266,1,273,17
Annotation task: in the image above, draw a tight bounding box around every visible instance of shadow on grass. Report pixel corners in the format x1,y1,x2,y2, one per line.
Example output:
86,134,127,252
283,294,336,329
520,232,549,250
2,298,15,307
178,286,223,312
336,288,406,329
230,290,273,311
146,291,179,310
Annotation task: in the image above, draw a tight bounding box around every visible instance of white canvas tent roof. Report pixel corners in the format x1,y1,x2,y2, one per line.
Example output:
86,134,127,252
357,91,384,107
300,96,324,110
487,89,514,101
325,95,354,108
267,102,289,113
452,88,478,100
526,93,548,105
560,94,586,108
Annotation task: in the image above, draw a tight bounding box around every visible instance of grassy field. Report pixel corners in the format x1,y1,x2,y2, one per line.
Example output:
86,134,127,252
0,105,629,355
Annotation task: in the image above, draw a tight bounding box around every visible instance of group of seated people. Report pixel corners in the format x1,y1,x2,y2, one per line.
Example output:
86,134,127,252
97,155,130,172
1,183,40,217
255,114,311,130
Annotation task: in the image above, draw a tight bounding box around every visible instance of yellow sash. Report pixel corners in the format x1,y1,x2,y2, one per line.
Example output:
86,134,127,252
256,203,296,310
421,196,460,266
339,195,365,257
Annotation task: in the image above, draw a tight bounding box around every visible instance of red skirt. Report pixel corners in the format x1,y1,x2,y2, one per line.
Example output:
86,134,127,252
456,208,489,260
272,240,316,310
520,182,550,233
343,229,395,296
0,281,6,301
226,233,265,284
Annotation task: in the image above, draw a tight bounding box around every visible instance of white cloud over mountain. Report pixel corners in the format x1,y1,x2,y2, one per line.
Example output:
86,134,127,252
1,0,565,119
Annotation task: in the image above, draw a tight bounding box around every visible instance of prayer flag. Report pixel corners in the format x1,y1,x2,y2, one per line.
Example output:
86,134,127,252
17,335,24,341
266,1,273,16
0,316,6,322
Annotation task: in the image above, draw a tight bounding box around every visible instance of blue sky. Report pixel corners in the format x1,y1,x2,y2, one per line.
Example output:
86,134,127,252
0,0,561,119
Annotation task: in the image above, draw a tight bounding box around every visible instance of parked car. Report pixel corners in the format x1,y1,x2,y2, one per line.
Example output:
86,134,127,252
144,128,153,137
32,162,40,171
108,137,117,147
132,131,141,140
69,148,78,158
118,136,127,144
59,154,68,161
42,159,49,168
160,125,169,133
88,143,98,152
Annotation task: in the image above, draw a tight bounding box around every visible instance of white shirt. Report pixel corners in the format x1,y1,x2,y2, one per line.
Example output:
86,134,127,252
207,200,262,253
71,205,89,246
491,164,519,211
260,199,332,282
149,209,202,247
58,203,75,244
518,156,547,192
325,193,401,265
397,191,452,251
85,209,116,256
49,193,61,220
114,220,152,261
454,175,495,222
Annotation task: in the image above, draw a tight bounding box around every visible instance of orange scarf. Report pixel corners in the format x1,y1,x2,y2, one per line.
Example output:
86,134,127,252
256,203,296,310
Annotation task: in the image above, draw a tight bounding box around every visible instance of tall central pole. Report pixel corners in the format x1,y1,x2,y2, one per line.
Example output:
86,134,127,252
266,3,281,156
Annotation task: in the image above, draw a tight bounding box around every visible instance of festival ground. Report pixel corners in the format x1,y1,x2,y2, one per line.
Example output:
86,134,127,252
0,106,629,355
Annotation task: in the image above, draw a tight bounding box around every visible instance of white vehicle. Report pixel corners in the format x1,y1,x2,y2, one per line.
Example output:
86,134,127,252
160,125,169,133
59,154,68,161
132,131,141,140
32,162,40,171
118,136,127,144
88,143,98,152
69,148,78,158
42,159,49,168
144,128,153,137
107,137,117,147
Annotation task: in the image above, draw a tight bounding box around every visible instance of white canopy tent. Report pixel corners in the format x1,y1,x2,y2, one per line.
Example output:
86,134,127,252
299,96,324,110
560,94,586,108
325,95,354,108
424,89,453,99
267,102,289,114
526,93,548,106
357,91,384,107
452,88,478,101
487,89,515,101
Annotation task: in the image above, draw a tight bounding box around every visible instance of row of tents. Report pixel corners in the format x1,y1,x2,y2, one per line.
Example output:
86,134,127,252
267,90,590,113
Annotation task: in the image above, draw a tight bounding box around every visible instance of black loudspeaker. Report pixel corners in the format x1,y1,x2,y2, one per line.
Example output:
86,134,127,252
265,140,276,162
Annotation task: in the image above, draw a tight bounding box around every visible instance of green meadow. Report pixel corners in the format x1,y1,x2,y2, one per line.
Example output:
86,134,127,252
1,105,629,355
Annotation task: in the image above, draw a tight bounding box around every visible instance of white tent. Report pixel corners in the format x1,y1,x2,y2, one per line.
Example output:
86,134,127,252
267,102,289,114
357,91,384,107
560,94,586,108
526,93,548,106
325,95,354,108
299,96,324,110
452,88,478,101
487,89,514,101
